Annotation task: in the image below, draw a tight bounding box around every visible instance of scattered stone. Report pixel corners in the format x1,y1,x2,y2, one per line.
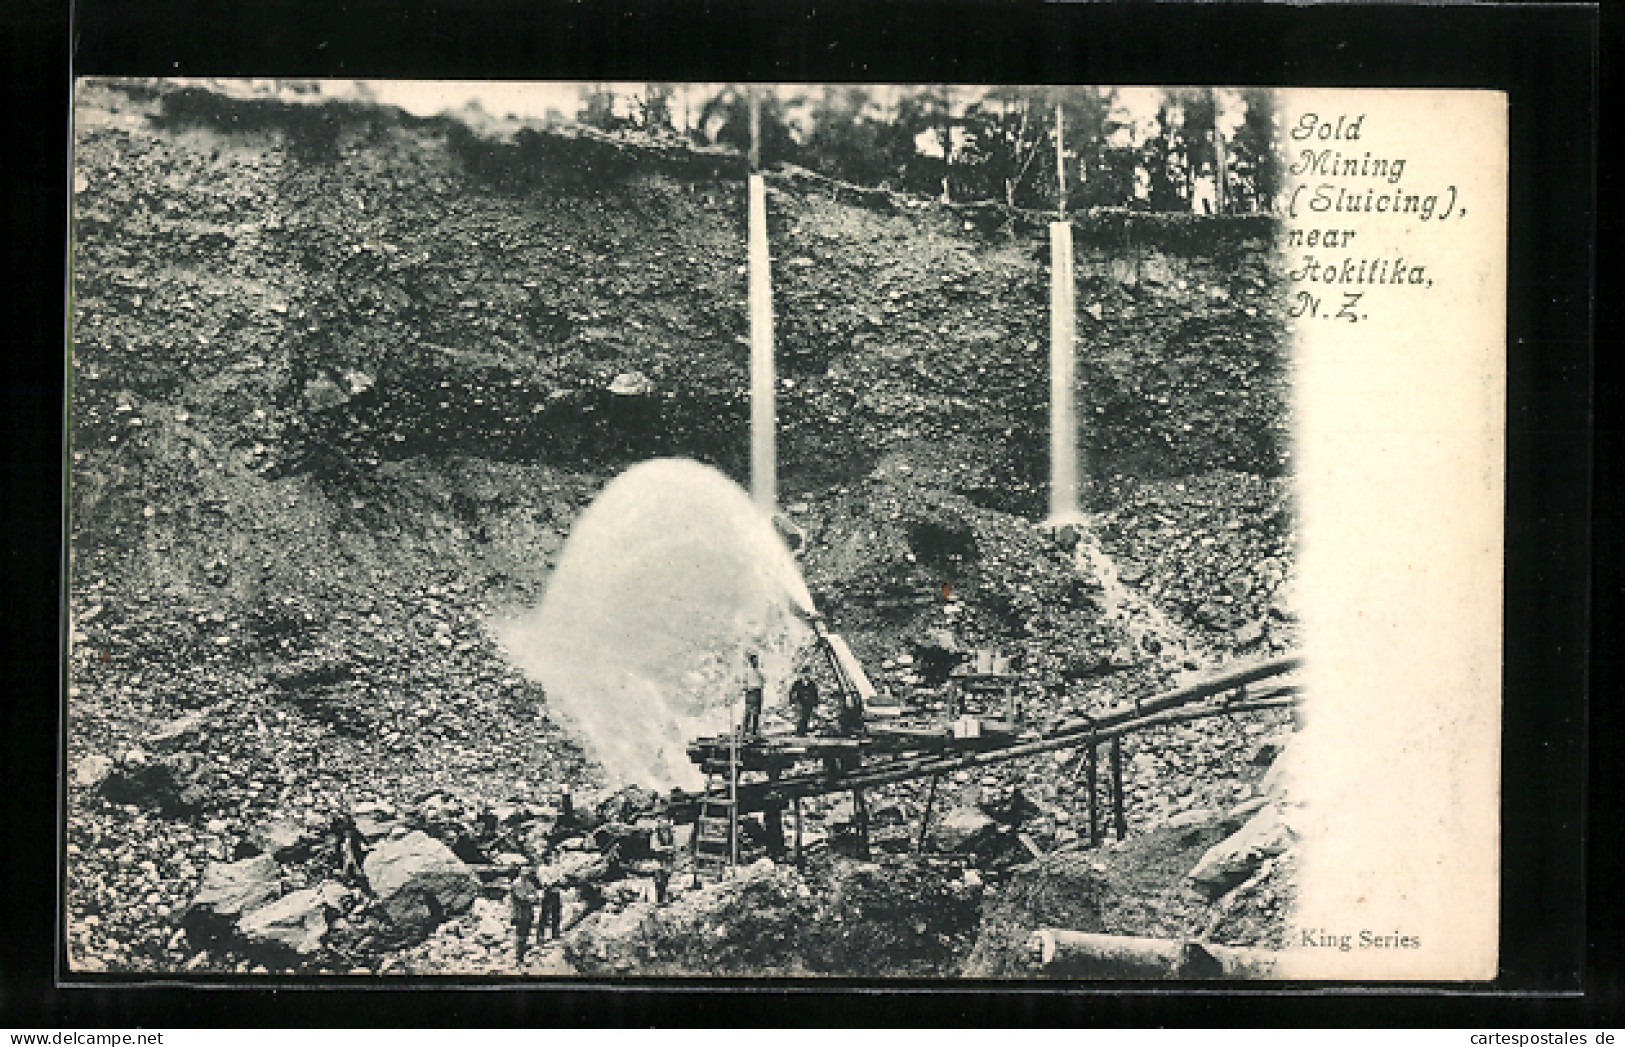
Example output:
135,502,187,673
144,710,210,749
302,374,351,412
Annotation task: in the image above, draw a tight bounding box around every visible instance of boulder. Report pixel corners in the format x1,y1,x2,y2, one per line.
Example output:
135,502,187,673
250,818,314,862
353,810,401,844
607,371,654,397
185,855,281,942
362,830,480,942
143,710,209,750
1232,620,1267,649
302,374,351,412
929,806,999,854
1188,804,1296,898
237,887,330,956
74,753,114,790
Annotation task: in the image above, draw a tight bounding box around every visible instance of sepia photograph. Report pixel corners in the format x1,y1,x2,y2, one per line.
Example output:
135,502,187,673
64,78,1501,981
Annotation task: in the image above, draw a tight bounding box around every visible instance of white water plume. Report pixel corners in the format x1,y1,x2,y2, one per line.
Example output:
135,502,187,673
1072,522,1201,670
498,458,817,790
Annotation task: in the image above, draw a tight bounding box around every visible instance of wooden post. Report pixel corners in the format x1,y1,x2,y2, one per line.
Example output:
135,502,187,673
793,795,803,865
729,725,740,868
1086,740,1099,846
765,766,784,858
853,788,870,858
1109,736,1127,840
917,774,940,853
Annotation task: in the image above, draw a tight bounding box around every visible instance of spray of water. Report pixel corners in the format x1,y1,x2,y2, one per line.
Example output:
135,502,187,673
498,458,817,790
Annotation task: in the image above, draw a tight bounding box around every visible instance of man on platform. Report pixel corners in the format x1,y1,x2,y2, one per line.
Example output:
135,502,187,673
741,651,765,736
789,672,819,735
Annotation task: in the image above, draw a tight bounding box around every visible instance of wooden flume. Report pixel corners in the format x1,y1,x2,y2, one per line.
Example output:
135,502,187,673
668,654,1302,839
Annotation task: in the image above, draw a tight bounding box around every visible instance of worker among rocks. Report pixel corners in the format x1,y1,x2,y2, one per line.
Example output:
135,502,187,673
333,814,367,885
511,864,541,962
741,651,765,737
538,866,564,942
789,672,819,735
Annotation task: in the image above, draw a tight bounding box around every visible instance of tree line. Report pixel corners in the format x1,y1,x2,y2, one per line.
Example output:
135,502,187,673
571,84,1282,215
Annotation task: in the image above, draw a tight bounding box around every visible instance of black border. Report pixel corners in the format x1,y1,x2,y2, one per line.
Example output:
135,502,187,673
3,0,1602,1027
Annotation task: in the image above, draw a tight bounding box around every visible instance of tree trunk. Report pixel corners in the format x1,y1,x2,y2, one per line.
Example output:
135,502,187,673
1027,929,1278,979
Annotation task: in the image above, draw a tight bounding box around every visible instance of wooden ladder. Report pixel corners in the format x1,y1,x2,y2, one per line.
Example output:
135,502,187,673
691,733,742,882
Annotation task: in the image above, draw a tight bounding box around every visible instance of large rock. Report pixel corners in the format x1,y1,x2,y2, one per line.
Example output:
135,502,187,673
73,753,115,790
185,855,281,942
249,817,314,862
237,886,331,956
1188,803,1296,898
929,806,1000,854
143,710,210,750
607,371,654,397
362,830,479,942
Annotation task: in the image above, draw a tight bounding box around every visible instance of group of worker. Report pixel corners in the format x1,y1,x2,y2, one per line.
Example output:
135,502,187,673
743,652,853,739
510,650,852,963
509,810,678,964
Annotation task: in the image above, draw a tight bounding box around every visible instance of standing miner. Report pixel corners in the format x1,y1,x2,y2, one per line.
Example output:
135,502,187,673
789,672,819,735
511,863,541,962
538,866,564,942
741,651,765,737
